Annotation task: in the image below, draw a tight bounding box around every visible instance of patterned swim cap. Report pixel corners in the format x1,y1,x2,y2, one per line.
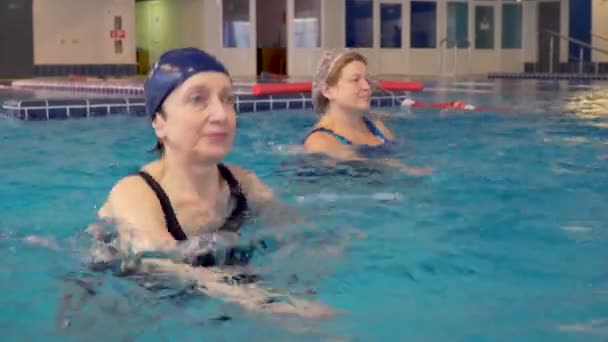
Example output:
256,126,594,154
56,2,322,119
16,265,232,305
145,47,230,117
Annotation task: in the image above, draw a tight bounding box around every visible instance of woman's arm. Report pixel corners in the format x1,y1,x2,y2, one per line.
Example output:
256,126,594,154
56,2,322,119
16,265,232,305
97,175,177,253
145,259,337,318
303,130,433,176
228,165,309,231
94,175,336,318
303,131,364,161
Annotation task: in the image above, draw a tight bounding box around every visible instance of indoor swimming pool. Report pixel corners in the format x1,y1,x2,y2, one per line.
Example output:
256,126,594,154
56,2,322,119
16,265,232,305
1,79,608,341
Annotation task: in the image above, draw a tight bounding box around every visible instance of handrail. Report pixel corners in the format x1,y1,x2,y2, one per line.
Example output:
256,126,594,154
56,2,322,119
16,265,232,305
460,39,472,76
544,30,608,55
438,38,471,77
591,32,608,43
438,38,454,75
541,30,608,74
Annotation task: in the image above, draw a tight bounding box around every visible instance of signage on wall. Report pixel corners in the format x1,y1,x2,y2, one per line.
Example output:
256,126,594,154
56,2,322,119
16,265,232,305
111,15,125,54
110,30,126,39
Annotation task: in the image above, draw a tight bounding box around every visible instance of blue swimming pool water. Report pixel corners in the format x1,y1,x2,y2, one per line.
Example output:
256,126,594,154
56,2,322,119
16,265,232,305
2,79,608,341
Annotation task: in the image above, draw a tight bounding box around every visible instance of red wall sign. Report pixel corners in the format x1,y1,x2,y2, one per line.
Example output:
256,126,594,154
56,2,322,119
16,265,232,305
110,30,126,39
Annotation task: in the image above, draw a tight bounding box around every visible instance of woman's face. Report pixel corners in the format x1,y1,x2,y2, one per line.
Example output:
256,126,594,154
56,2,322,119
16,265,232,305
152,72,236,163
324,60,371,114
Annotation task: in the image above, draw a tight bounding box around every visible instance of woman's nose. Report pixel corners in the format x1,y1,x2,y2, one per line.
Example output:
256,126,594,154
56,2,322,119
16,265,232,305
360,78,371,90
207,98,228,122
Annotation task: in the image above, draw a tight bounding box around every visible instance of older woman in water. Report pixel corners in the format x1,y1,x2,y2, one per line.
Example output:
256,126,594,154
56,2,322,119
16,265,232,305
95,47,333,318
303,48,431,175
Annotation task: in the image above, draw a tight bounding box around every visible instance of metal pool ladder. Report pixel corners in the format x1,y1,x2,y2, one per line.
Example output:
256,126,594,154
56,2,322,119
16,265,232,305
438,38,472,77
543,30,608,75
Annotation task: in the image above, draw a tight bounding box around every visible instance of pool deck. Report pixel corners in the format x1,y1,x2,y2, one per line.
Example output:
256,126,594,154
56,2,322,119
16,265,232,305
1,75,418,120
1,74,431,120
3,72,608,120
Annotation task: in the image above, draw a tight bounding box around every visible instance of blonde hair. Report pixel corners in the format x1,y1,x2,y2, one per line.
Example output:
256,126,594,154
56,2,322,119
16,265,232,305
312,49,368,113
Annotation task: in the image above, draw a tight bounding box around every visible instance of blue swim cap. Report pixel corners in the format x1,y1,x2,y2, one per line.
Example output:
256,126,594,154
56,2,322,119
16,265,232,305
144,47,230,117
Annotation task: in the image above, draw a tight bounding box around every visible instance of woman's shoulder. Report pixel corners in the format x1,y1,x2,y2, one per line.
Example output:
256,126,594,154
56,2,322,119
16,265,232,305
303,127,345,152
108,161,161,198
367,112,396,140
98,161,163,220
223,164,266,190
223,164,274,204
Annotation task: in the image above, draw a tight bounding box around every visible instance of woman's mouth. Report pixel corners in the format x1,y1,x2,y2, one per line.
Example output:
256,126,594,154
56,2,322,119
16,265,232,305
204,132,228,141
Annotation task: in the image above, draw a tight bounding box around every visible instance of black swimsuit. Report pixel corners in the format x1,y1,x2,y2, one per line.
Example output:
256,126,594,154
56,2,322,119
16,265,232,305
136,163,255,267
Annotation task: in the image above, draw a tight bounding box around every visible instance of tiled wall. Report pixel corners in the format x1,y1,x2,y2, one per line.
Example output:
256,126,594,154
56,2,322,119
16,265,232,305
34,0,136,65
2,91,409,121
489,72,608,80
2,98,146,120
33,64,138,77
524,61,608,74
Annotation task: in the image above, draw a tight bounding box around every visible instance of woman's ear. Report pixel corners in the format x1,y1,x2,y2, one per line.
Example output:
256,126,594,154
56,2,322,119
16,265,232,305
152,113,167,140
321,84,333,101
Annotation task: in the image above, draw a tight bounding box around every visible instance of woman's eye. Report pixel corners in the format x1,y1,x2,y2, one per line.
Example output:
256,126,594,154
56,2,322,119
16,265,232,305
224,94,235,104
187,93,210,108
190,94,203,103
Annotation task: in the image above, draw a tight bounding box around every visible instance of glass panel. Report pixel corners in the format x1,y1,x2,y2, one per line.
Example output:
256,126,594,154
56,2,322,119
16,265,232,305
380,3,402,48
502,3,522,49
345,0,373,48
222,0,250,48
294,0,321,48
446,2,468,48
475,5,494,49
410,1,436,48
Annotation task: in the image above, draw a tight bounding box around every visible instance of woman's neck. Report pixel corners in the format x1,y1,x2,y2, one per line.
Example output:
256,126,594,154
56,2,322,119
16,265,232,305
322,107,367,133
158,153,223,202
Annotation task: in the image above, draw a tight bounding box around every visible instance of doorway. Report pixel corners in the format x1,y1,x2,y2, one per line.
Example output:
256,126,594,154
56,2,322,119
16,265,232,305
537,2,561,73
0,0,34,78
256,0,287,77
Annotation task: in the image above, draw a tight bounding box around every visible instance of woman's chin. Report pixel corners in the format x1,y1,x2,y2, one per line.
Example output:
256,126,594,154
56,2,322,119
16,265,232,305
351,104,371,113
193,146,232,163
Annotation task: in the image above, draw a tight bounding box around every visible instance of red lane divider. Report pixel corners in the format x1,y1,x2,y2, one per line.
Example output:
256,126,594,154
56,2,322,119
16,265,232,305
250,80,425,95
250,82,312,95
375,80,424,92
401,99,511,112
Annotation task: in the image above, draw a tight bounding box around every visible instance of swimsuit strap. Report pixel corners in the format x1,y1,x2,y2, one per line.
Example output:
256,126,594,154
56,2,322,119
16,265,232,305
303,127,353,145
216,163,249,232
136,170,187,241
304,116,389,146
136,163,249,241
362,116,389,143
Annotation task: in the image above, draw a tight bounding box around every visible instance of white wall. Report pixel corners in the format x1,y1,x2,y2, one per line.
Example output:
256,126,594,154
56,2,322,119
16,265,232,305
203,0,257,77
136,0,205,65
303,0,537,77
592,0,608,62
33,0,136,65
135,0,254,76
286,0,323,77
522,0,536,63
203,0,221,53
162,0,570,77
561,0,570,63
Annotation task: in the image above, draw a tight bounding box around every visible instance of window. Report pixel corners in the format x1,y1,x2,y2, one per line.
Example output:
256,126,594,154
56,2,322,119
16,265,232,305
222,0,250,48
294,0,321,48
410,1,436,48
502,3,522,49
345,0,373,48
475,6,494,49
380,3,402,48
446,2,468,48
